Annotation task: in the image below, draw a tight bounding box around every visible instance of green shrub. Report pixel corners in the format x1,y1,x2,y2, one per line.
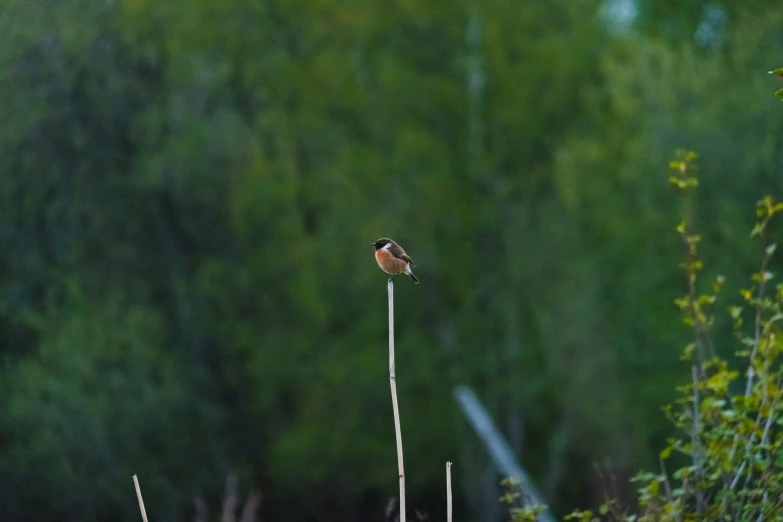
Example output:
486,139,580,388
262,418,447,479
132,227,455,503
505,149,783,521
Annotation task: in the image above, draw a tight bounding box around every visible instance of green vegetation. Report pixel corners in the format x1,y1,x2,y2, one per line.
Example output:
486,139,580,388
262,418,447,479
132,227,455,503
1,1,783,521
505,150,783,521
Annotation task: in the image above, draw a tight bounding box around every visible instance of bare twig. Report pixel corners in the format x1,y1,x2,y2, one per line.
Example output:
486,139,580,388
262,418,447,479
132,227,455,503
388,279,406,522
133,475,149,522
728,224,774,483
729,460,747,490
447,462,452,522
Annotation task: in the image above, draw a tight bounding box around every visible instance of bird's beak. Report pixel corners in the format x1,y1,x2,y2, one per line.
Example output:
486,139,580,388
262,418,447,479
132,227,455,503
370,242,375,246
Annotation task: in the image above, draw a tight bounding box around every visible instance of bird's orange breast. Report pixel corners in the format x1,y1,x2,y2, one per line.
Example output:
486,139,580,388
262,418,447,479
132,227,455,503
375,249,408,274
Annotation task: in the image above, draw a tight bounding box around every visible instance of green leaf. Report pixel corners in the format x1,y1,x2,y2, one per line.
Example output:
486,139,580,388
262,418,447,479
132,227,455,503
676,220,686,234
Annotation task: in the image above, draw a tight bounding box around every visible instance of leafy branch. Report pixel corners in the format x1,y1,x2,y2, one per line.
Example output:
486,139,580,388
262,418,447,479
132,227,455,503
768,67,783,100
507,151,783,522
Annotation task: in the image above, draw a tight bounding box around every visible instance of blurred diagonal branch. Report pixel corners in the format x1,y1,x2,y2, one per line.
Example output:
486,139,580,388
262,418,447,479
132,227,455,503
454,385,554,522
133,475,149,522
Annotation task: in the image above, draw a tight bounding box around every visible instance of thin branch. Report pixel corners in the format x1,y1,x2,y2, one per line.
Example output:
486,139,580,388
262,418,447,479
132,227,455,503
133,475,149,522
388,279,406,522
729,235,773,475
729,460,747,490
447,462,453,522
745,250,771,398
759,371,782,448
691,365,705,516
756,490,769,522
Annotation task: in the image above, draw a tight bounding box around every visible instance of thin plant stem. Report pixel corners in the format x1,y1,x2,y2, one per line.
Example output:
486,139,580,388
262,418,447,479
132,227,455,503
728,227,773,483
447,461,452,522
388,279,406,522
133,475,149,522
745,250,770,397
691,365,704,515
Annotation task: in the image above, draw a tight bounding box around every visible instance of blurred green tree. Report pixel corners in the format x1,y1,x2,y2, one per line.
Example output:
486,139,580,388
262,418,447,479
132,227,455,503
1,0,783,520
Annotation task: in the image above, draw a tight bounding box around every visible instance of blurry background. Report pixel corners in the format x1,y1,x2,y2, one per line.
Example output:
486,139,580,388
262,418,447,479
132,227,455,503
1,0,782,520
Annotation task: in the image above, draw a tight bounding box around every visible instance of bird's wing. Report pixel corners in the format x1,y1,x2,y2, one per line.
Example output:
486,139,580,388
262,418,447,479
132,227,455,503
389,243,417,266
389,244,408,260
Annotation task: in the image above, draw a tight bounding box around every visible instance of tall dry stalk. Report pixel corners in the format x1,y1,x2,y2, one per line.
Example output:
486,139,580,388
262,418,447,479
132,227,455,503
133,475,149,522
388,279,406,522
446,462,452,522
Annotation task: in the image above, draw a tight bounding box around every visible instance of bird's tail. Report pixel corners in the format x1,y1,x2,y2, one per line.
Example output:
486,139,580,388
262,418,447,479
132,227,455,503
408,272,420,284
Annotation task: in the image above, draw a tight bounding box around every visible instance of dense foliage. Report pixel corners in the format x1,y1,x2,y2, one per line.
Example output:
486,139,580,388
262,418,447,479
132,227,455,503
506,150,783,521
1,1,782,521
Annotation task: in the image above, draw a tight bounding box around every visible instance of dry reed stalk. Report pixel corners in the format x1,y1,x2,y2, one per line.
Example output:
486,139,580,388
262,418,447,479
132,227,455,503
133,475,149,522
446,462,452,522
388,279,406,522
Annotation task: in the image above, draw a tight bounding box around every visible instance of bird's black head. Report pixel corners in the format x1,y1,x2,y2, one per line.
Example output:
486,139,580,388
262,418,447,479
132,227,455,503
372,238,393,250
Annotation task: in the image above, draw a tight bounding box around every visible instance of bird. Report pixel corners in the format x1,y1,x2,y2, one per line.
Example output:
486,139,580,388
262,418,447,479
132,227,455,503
372,238,420,284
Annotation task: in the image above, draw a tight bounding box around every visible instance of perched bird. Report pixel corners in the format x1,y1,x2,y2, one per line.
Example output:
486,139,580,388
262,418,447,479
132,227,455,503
372,238,420,284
